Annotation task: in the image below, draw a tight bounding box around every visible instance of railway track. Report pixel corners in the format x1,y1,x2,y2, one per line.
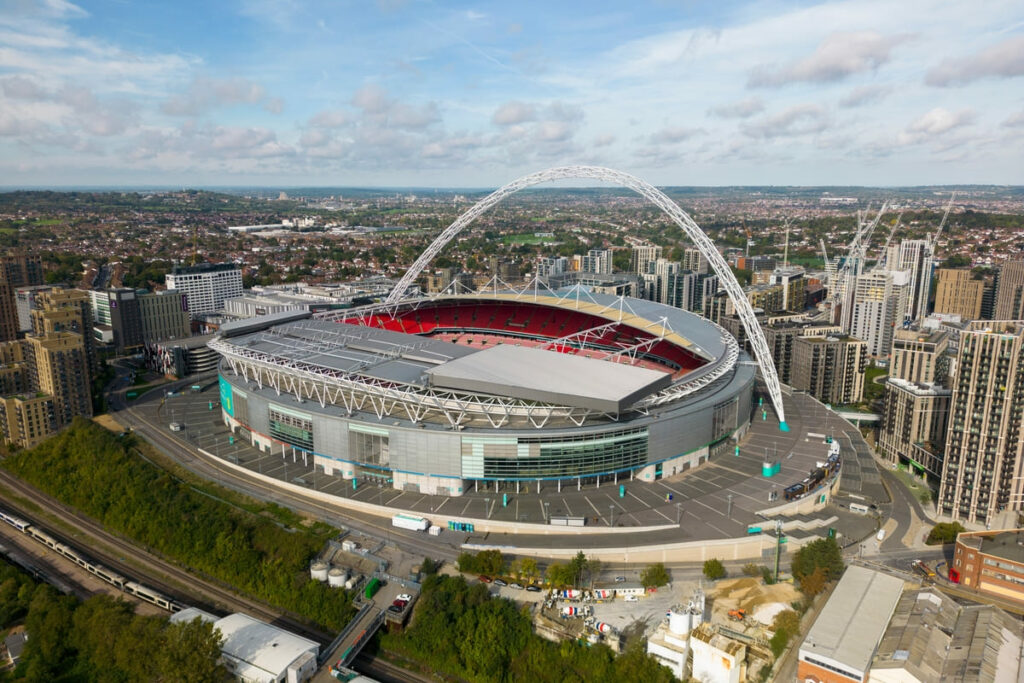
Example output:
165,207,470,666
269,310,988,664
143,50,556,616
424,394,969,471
0,468,332,644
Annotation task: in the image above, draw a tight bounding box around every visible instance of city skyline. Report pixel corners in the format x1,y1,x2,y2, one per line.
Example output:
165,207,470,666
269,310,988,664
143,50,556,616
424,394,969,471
1,0,1022,188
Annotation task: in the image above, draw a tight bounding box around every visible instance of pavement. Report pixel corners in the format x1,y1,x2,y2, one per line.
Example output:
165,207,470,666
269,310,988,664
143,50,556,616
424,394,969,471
116,375,890,556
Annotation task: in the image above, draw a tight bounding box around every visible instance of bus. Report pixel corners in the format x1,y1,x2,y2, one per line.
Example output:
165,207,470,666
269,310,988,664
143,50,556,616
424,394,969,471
364,577,381,599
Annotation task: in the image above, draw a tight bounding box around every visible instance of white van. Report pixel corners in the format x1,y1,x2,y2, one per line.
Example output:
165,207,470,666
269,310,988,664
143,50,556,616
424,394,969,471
169,422,183,432
876,529,886,542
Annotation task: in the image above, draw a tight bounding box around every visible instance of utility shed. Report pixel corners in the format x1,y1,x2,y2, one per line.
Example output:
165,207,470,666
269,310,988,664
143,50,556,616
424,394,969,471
798,566,904,683
869,588,1024,683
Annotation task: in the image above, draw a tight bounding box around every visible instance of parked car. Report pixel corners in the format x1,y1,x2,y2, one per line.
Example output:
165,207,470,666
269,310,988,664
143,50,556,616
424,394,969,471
509,582,523,590
392,599,408,608
625,595,639,602
478,575,492,583
387,605,403,614
525,585,541,592
493,578,508,586
396,593,413,602
614,576,626,582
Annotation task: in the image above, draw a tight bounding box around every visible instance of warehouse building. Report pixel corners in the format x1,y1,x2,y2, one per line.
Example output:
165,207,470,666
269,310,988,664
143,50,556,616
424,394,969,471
171,609,319,683
798,566,904,683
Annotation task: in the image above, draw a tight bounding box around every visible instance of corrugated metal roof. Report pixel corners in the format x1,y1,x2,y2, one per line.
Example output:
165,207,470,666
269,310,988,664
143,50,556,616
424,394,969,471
799,566,905,677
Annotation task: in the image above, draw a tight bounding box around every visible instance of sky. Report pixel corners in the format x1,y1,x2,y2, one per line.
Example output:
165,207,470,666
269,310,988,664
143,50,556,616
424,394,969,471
1,0,1023,188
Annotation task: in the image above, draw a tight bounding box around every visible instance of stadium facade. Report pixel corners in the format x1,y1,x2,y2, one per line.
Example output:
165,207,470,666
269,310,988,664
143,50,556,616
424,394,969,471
210,289,755,497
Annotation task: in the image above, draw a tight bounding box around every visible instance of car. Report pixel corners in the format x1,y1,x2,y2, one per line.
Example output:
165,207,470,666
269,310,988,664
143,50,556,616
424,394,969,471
525,585,541,592
478,575,492,583
509,582,523,590
614,576,626,583
392,599,408,608
493,578,508,586
396,593,413,602
625,595,639,602
387,605,403,614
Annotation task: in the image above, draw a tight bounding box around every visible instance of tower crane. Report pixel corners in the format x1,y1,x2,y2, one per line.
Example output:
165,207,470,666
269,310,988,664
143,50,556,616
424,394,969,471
826,202,889,328
876,211,905,271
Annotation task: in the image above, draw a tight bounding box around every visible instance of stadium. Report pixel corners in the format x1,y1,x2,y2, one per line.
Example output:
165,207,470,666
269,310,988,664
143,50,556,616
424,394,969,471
209,289,756,497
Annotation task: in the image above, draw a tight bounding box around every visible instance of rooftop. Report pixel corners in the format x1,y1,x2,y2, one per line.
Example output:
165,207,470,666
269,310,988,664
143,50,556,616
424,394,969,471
800,566,905,676
978,530,1024,565
425,344,672,412
212,613,318,679
872,588,1023,682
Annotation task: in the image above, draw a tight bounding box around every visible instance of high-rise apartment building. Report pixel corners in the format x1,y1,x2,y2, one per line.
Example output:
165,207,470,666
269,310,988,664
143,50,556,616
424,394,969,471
681,248,709,275
0,279,17,343
934,269,984,320
764,321,843,385
23,332,91,429
848,270,911,357
139,290,191,342
536,256,568,281
994,261,1024,320
885,240,933,323
790,335,867,405
878,328,951,478
630,244,662,275
165,263,243,320
31,289,96,378
580,249,612,275
89,288,145,354
0,253,44,288
642,258,678,304
938,322,1024,525
769,267,807,313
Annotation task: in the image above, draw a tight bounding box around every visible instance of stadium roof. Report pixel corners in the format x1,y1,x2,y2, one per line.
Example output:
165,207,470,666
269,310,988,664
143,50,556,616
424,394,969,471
426,344,672,412
799,566,904,678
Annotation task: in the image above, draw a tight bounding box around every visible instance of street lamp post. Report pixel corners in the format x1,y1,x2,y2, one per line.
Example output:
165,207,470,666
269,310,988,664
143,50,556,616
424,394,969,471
610,504,615,528
543,502,550,524
676,502,682,524
727,493,733,518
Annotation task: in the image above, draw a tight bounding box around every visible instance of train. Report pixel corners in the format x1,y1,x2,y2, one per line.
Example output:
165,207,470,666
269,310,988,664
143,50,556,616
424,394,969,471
0,508,183,613
782,447,842,502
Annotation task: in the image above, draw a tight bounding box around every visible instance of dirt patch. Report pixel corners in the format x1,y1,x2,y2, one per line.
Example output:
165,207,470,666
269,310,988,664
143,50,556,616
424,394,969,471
710,577,801,626
92,414,126,432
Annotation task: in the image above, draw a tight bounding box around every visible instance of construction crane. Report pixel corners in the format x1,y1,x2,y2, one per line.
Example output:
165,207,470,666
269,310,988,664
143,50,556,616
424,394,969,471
819,239,835,287
827,202,889,328
876,211,905,270
929,192,956,253
911,192,957,325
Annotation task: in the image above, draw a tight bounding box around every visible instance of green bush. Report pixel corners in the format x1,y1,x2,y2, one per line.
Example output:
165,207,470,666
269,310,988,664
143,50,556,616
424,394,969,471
791,538,844,582
703,558,727,581
742,563,762,577
926,522,966,545
457,549,506,576
2,419,355,631
641,562,671,588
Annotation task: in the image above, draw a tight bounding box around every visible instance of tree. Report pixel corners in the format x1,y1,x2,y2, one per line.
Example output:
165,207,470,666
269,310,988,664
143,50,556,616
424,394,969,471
642,562,671,587
791,538,844,582
569,551,588,587
773,609,801,637
585,558,604,588
519,557,539,583
798,566,827,598
702,558,727,581
926,522,966,545
157,616,226,682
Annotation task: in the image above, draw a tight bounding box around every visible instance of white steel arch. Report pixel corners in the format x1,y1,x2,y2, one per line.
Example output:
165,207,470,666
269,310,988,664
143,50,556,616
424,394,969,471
386,165,789,429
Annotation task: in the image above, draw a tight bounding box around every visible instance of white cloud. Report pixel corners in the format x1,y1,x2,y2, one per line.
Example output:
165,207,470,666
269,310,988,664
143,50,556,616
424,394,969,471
926,35,1024,86
748,31,910,87
838,84,891,108
1003,109,1024,128
0,74,47,99
162,76,272,116
649,126,703,144
708,97,764,119
492,101,536,126
309,109,350,128
592,133,615,147
742,104,830,139
898,107,975,145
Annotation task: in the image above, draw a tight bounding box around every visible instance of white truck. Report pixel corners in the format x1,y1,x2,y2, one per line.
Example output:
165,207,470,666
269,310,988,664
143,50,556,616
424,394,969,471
392,513,430,532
